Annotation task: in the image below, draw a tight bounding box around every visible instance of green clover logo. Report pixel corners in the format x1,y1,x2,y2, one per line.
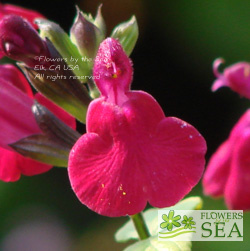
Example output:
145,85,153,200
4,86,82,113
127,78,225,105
160,210,181,231
181,215,196,229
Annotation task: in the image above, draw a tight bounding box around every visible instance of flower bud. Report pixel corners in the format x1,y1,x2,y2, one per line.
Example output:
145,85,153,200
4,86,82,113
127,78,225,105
94,5,106,36
70,7,104,61
212,58,250,99
0,15,50,67
111,16,138,56
36,18,90,79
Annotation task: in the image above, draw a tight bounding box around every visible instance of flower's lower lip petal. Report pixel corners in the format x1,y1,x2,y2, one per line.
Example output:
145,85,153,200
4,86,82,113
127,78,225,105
18,154,52,176
0,147,52,182
68,117,206,217
68,132,147,217
224,130,250,210
144,117,206,208
202,140,232,197
69,91,206,216
0,148,21,182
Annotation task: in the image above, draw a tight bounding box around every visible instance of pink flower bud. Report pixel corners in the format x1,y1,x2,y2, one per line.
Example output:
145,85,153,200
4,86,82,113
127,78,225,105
212,58,250,99
0,15,50,67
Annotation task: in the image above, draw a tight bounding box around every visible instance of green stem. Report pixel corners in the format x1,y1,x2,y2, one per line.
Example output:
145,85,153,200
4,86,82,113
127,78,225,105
87,79,100,99
130,212,150,240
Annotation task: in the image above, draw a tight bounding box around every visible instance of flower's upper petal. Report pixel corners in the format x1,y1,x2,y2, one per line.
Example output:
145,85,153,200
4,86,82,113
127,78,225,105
86,91,165,142
35,93,76,130
69,91,206,217
202,140,232,197
0,147,51,182
93,38,133,105
0,64,33,97
0,79,41,150
224,130,250,210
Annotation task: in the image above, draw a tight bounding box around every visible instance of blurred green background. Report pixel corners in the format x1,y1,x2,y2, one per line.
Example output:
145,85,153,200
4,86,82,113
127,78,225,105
1,0,250,250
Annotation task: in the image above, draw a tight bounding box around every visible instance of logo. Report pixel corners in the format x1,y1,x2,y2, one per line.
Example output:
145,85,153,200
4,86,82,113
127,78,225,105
158,210,243,241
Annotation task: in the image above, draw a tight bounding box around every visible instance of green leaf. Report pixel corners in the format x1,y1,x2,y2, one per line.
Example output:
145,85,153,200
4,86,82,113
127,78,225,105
115,196,202,243
123,235,191,251
111,16,139,56
19,40,92,123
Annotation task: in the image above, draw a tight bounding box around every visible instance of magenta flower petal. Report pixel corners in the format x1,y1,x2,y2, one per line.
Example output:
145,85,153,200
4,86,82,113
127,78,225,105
0,147,52,182
35,93,76,130
203,109,250,210
0,79,40,150
0,148,20,182
212,59,250,99
202,140,232,197
225,131,250,210
69,93,206,216
94,38,133,105
0,64,33,97
69,38,206,216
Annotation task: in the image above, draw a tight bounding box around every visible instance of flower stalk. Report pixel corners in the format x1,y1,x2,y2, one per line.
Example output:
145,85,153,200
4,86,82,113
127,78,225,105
130,212,150,240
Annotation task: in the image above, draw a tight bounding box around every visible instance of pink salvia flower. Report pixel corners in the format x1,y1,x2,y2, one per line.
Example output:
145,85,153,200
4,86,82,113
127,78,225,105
212,58,250,99
0,64,75,182
68,38,207,217
203,110,250,210
0,15,50,67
